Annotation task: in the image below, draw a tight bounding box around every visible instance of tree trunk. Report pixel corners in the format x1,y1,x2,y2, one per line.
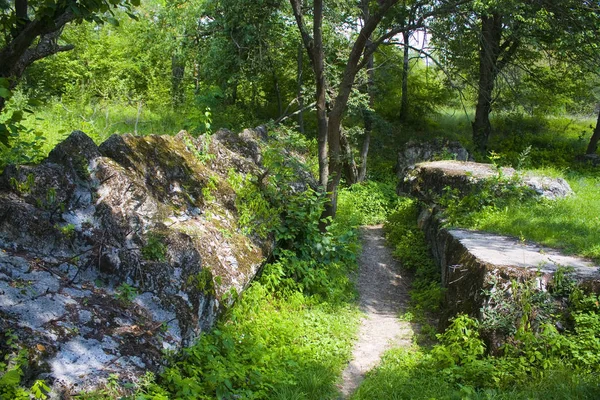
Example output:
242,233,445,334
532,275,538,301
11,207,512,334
586,107,600,154
358,128,370,182
472,13,520,153
358,45,374,182
171,54,185,107
472,14,502,152
341,131,358,184
358,0,373,182
297,42,305,134
313,0,329,189
399,29,410,123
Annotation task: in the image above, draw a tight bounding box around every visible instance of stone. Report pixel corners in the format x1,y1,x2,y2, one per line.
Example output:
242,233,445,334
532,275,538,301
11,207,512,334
401,160,573,202
396,138,472,184
418,209,600,327
0,126,313,394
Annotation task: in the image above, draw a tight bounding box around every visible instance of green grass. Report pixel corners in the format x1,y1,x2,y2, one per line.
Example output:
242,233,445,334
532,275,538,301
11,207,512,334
452,171,600,261
352,348,600,400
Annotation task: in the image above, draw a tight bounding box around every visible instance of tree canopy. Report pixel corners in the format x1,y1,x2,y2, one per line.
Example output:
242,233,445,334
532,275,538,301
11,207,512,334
1,0,600,209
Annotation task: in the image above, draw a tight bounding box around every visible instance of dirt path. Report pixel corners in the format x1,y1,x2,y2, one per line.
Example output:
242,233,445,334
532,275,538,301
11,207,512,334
338,225,414,398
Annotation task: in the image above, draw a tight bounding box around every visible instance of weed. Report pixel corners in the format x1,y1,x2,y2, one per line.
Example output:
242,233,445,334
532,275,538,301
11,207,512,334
187,269,215,296
9,173,34,194
141,233,167,262
55,223,76,239
0,330,50,399
115,283,138,305
201,175,219,203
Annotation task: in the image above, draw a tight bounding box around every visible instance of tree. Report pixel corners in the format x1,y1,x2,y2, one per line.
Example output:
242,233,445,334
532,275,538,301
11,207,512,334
0,0,140,144
537,0,600,154
432,0,563,152
290,0,467,220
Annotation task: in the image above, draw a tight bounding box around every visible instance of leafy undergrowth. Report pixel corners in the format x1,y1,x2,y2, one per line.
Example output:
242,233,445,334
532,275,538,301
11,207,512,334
145,285,359,400
336,178,400,226
352,347,600,400
357,195,600,399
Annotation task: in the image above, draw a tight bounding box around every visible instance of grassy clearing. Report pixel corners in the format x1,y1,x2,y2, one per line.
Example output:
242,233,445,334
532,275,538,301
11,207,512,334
461,172,600,261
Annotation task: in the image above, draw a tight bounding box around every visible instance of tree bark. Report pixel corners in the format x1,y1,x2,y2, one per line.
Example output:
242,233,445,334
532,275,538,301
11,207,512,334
358,0,374,182
472,13,519,152
313,0,329,189
358,62,374,182
399,29,410,123
290,0,329,189
297,42,305,134
358,125,371,182
341,130,358,184
472,14,501,152
586,107,600,154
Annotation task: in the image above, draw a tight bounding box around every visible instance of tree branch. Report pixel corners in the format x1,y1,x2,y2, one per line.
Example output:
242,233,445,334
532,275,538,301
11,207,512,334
289,0,315,65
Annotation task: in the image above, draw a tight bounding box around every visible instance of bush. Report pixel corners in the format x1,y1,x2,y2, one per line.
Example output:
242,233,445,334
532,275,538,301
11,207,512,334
337,179,400,227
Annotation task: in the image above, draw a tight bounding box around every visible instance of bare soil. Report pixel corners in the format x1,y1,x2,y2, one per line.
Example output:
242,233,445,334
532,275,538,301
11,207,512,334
338,225,414,398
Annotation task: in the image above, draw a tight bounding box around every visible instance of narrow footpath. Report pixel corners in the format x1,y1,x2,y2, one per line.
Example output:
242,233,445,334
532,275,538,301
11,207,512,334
338,225,414,398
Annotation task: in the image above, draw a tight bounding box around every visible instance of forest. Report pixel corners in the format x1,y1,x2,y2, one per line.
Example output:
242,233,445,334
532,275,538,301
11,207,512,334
1,0,600,399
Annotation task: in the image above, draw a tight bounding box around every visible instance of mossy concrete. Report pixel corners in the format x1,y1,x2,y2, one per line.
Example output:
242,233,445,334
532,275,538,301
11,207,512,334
418,208,600,331
401,160,573,202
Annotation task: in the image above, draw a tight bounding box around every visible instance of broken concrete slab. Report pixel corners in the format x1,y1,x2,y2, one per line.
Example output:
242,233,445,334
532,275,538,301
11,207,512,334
401,160,573,201
418,209,600,328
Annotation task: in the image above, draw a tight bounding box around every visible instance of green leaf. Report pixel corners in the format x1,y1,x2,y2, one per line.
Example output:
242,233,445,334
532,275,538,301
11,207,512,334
0,124,9,147
106,17,119,26
0,87,11,98
10,110,23,123
0,366,22,385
